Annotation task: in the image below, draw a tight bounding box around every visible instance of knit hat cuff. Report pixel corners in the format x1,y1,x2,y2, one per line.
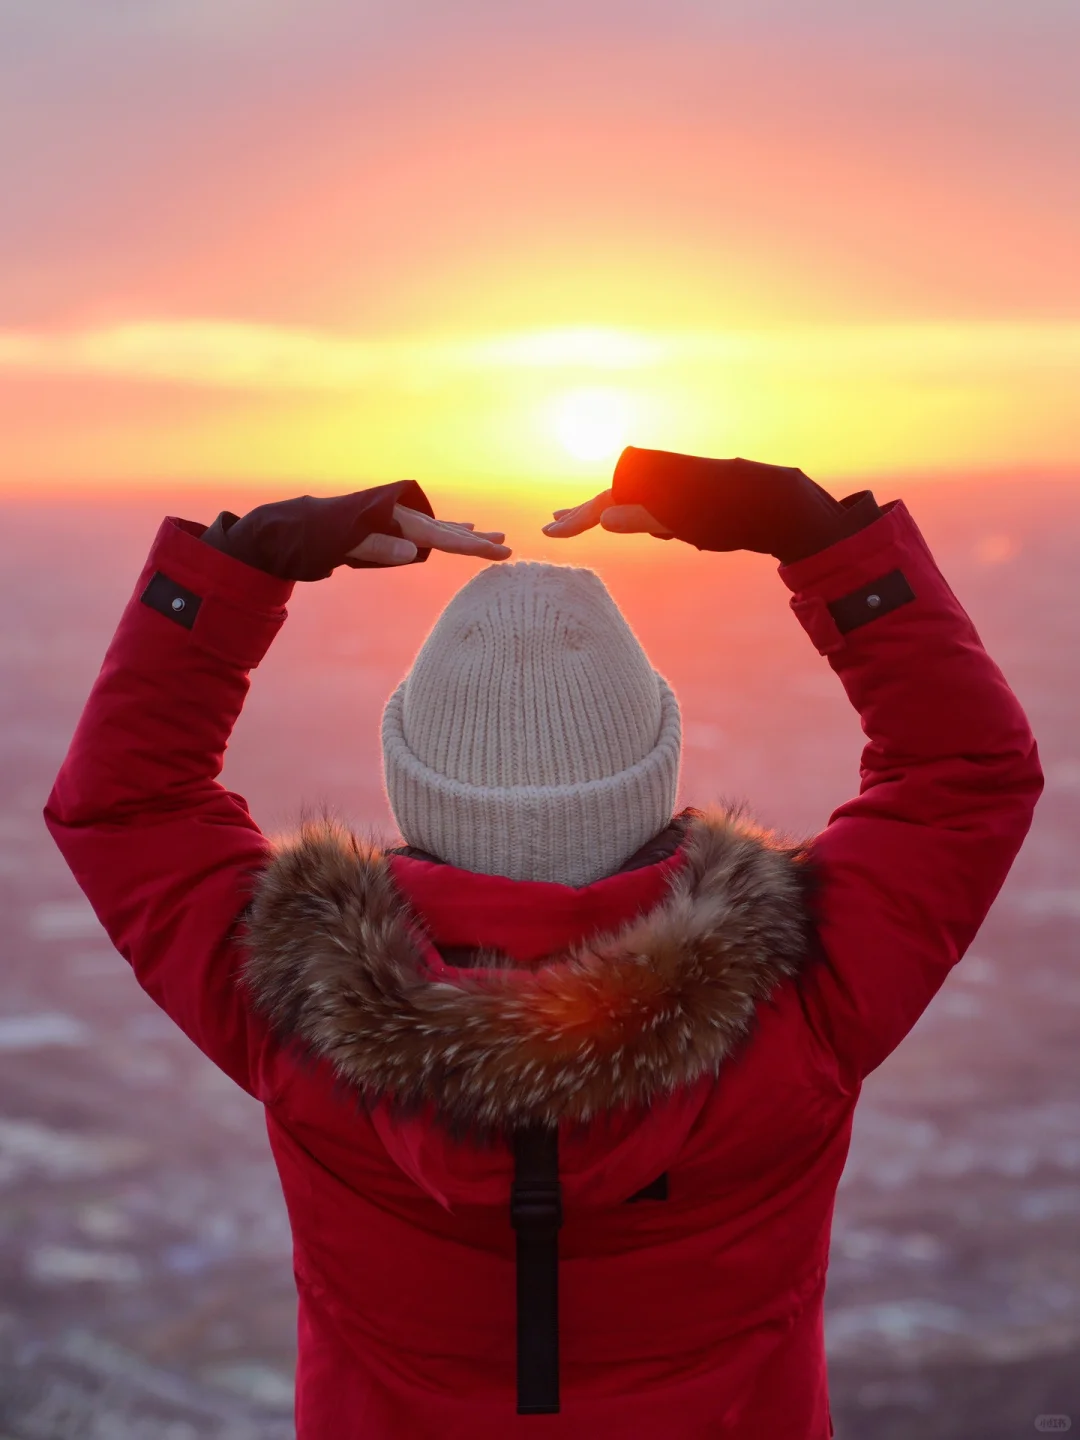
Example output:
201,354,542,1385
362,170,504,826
381,674,682,887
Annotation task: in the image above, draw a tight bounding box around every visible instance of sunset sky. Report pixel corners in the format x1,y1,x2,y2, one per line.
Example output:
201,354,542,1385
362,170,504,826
2,0,1078,499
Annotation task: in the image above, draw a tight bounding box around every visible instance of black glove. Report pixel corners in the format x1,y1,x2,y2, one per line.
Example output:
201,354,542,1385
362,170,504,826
201,481,435,581
611,448,882,565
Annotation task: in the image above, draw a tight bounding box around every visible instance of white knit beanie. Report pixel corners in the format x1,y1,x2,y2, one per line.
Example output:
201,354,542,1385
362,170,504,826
381,561,681,886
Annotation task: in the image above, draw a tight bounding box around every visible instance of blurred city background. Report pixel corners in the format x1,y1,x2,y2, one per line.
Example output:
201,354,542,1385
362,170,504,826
2,2,1078,1437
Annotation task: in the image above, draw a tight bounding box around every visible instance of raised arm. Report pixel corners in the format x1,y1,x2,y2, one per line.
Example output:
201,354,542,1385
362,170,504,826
778,499,1042,1082
44,516,295,1095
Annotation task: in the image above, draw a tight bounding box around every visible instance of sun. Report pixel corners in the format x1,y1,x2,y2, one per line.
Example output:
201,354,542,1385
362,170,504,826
552,386,631,462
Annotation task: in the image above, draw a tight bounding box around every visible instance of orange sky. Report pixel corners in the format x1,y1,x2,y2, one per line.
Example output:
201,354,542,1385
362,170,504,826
2,1,1078,498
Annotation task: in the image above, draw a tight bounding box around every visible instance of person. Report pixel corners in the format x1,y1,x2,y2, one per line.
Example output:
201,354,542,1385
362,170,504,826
44,449,1043,1439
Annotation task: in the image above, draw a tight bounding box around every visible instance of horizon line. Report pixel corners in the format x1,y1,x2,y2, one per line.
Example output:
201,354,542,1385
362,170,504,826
1,463,1077,506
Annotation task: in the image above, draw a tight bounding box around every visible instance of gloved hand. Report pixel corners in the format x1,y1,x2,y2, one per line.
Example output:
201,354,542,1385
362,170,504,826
202,480,511,580
543,447,882,565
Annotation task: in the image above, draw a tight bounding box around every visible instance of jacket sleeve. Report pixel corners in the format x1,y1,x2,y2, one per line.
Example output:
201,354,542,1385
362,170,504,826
779,499,1043,1086
43,517,295,1097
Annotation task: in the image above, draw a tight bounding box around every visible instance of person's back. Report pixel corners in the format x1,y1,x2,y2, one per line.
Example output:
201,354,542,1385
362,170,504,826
45,449,1043,1438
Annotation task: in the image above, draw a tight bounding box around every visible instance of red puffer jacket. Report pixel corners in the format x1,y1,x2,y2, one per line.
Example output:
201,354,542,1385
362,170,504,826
44,500,1042,1439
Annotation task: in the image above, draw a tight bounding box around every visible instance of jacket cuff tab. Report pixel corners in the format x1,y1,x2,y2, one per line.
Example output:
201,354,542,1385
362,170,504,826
827,568,916,634
138,519,293,670
140,571,204,631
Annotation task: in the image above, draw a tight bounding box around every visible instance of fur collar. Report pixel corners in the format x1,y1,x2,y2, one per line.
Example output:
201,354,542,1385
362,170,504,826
241,807,816,1130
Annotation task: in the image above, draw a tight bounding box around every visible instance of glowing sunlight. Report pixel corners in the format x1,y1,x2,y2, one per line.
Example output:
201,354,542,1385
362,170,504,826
551,387,633,463
2,319,1079,491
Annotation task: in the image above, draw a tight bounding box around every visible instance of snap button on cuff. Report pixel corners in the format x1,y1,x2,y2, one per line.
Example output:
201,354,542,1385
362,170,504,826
140,571,203,630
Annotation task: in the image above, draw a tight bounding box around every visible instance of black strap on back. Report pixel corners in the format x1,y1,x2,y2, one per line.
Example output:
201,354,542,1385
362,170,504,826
511,1126,563,1415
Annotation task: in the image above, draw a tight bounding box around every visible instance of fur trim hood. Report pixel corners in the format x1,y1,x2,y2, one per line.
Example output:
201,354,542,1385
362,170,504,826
241,808,816,1131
